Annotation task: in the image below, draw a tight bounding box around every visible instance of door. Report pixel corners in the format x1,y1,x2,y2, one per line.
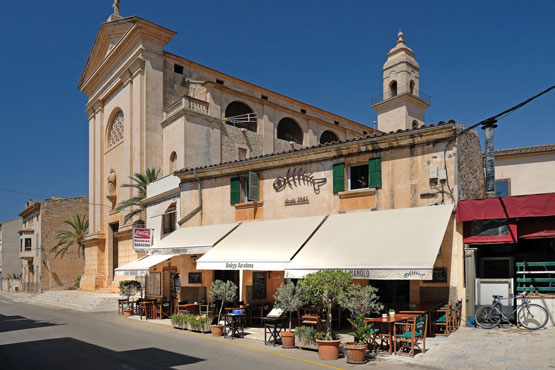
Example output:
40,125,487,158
111,223,119,280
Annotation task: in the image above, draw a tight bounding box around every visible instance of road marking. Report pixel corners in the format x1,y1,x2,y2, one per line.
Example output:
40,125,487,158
133,320,346,370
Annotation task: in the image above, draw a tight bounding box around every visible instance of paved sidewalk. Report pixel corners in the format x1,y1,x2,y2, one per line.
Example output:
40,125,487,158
380,326,555,370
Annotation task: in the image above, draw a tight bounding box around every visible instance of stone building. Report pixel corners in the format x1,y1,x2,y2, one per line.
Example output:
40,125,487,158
0,218,23,291
78,11,375,291
114,26,485,311
18,197,88,292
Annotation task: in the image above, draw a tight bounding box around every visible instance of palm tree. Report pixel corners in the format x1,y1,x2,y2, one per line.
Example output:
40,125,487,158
51,214,89,259
116,168,160,224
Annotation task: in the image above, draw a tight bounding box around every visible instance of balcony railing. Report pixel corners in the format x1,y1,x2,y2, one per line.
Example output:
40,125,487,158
371,85,431,105
163,95,210,120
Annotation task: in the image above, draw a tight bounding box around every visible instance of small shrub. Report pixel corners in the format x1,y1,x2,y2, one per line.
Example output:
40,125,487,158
294,325,317,345
74,276,81,289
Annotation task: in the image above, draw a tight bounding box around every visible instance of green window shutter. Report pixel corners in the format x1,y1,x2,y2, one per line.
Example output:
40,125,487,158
230,177,241,205
248,171,260,202
369,157,382,188
332,163,345,193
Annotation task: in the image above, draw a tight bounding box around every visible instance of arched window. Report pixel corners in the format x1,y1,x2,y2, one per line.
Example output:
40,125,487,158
412,120,419,129
162,202,177,236
319,130,339,145
410,80,415,95
277,117,303,145
224,101,257,132
169,151,177,173
389,81,398,98
108,111,124,148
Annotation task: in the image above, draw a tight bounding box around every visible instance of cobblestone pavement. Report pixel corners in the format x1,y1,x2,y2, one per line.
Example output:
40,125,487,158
379,326,555,370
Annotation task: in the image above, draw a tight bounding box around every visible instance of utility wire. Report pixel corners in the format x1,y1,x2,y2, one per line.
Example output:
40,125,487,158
442,85,555,200
0,187,113,209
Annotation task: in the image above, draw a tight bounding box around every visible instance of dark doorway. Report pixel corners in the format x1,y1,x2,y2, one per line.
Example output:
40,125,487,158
370,280,410,308
214,270,239,286
111,223,119,280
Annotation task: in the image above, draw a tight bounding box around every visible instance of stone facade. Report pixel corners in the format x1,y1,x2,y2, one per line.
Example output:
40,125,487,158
78,15,373,292
0,218,23,291
17,197,88,292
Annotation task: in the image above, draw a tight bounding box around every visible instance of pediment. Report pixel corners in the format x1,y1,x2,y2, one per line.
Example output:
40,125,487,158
77,18,137,90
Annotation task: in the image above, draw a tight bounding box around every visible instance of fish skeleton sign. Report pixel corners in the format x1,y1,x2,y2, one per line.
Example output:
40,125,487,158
273,167,327,194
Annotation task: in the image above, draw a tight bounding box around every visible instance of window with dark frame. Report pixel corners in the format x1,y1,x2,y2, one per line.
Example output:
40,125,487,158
25,238,32,251
349,164,369,190
173,64,184,74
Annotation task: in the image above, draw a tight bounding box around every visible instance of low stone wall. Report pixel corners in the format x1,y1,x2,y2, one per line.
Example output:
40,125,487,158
527,295,555,327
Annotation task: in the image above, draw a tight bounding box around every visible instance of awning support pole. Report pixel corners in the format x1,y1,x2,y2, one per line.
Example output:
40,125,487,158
239,270,243,303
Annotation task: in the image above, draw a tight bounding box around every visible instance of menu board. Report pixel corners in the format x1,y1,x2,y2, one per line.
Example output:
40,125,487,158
188,272,202,284
432,268,447,282
146,272,161,296
253,272,266,299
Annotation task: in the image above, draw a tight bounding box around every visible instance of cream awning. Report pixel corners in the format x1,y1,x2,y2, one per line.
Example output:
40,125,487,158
114,254,176,277
285,205,454,280
148,223,240,255
196,216,327,271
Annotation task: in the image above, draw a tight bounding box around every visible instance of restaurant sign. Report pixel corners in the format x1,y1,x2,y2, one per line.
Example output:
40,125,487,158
273,167,327,194
342,269,431,280
132,227,153,250
285,196,309,206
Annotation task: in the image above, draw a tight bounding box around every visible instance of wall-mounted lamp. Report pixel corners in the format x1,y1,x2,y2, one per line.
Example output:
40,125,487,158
190,256,198,264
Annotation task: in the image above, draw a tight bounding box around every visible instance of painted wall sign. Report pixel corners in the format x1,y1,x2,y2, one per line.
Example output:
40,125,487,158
285,196,309,206
273,167,327,194
132,228,153,250
225,262,254,269
188,272,202,284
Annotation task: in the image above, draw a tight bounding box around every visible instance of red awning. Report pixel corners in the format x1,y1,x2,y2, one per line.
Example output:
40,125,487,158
463,220,518,245
519,217,555,239
457,193,555,222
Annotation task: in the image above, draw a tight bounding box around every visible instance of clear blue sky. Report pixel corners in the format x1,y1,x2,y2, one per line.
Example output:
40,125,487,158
0,0,554,221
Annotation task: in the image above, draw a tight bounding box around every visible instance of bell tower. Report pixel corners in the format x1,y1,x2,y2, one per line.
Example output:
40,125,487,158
371,31,431,132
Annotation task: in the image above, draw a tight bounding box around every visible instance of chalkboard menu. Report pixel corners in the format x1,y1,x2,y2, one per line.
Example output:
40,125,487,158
253,272,266,299
188,272,202,284
432,268,447,282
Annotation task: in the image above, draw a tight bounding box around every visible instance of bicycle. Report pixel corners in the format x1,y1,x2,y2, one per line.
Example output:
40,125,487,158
475,291,549,330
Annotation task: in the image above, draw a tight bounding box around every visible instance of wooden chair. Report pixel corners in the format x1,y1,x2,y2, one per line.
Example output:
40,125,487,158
200,302,217,317
453,300,462,330
301,315,326,332
394,315,427,357
431,304,453,336
158,300,172,319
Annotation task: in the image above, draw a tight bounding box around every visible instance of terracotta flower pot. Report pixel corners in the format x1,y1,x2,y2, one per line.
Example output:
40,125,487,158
281,331,295,349
123,309,133,318
315,339,341,361
344,342,367,364
211,324,224,337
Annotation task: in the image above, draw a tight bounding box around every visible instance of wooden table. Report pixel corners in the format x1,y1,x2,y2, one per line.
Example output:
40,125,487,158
139,301,156,320
398,302,443,336
223,313,245,339
365,314,419,354
176,303,200,315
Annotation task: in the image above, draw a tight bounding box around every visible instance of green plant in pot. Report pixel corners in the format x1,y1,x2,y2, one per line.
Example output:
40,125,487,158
273,280,305,348
209,279,237,336
119,280,141,318
339,284,384,364
299,269,353,360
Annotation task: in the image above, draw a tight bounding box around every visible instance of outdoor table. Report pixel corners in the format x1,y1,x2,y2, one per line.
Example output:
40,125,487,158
398,302,443,336
176,303,200,315
262,316,287,346
139,301,156,320
223,313,245,339
365,314,419,354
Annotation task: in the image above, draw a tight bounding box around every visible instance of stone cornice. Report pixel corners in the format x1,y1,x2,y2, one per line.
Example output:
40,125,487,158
495,144,555,158
371,92,431,110
80,17,175,97
177,124,455,182
143,188,180,206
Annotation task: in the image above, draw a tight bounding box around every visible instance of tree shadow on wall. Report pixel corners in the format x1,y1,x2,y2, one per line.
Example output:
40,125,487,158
0,337,204,370
0,314,62,333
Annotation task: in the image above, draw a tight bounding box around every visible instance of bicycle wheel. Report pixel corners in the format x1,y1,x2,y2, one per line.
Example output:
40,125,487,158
517,303,549,330
475,306,501,329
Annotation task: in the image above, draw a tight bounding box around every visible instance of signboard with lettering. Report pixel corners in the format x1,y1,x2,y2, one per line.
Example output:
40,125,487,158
188,272,202,284
432,268,447,282
253,272,266,299
133,228,153,250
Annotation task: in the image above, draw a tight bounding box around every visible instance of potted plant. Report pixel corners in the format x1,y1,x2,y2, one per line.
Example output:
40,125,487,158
339,284,383,364
273,280,305,348
300,269,353,360
294,325,318,350
208,279,237,336
119,280,141,318
171,313,186,329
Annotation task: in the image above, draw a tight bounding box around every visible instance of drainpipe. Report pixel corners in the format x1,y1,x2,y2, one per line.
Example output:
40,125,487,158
178,170,202,226
482,119,498,198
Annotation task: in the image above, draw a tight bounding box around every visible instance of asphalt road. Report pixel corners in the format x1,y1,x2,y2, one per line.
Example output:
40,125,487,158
0,294,419,370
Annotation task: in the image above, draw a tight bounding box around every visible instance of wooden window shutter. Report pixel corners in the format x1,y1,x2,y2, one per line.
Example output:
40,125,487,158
332,163,345,193
247,171,260,202
230,177,241,205
369,157,382,188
